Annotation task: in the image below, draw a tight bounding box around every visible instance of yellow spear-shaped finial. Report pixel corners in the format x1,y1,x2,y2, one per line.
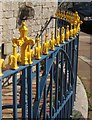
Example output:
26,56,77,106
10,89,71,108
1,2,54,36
50,31,55,50
43,33,50,55
66,25,69,41
8,43,19,69
61,27,65,44
55,29,60,46
35,37,42,59
70,24,73,38
0,59,5,76
73,21,77,37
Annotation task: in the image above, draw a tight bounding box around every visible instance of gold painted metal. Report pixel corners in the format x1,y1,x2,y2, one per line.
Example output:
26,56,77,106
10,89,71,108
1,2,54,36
0,59,5,76
35,37,42,59
43,33,50,55
55,29,60,46
61,27,65,44
70,24,73,38
65,25,69,41
8,21,35,68
50,31,55,50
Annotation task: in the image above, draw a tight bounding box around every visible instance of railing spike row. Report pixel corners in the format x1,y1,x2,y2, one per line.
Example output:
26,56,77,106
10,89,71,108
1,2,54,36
0,10,82,75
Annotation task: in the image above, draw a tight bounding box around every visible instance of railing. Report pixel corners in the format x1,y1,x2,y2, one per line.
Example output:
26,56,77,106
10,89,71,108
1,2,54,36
0,10,81,119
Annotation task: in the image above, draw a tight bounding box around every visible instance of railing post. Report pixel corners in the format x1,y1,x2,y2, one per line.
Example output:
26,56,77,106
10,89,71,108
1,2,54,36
36,62,40,118
22,68,27,119
13,74,18,119
43,58,47,119
27,66,33,119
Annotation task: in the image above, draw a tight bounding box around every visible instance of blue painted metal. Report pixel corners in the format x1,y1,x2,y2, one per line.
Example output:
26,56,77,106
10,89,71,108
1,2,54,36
22,68,27,119
0,17,79,120
13,73,18,119
27,66,33,119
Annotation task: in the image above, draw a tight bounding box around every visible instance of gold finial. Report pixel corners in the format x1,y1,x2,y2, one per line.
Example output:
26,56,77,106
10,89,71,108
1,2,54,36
19,21,28,38
0,59,5,76
43,33,50,55
70,24,73,38
35,37,42,59
8,22,35,67
55,29,60,46
66,25,69,41
50,31,55,50
61,27,65,44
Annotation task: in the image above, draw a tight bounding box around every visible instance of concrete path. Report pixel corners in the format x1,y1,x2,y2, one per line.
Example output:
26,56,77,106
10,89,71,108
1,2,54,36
78,32,92,119
74,77,88,119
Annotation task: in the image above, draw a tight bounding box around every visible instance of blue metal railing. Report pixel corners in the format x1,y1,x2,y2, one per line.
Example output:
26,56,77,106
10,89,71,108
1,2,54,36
0,16,79,119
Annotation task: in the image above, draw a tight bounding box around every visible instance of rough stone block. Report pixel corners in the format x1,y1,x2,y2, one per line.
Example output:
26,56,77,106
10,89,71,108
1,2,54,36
2,2,18,11
0,12,2,19
2,19,7,25
3,42,13,55
2,2,12,11
13,10,19,17
0,18,2,26
34,6,42,19
11,2,18,11
0,32,2,43
0,2,2,12
3,11,13,18
0,26,2,32
2,29,13,42
13,29,20,38
8,18,16,29
42,8,50,19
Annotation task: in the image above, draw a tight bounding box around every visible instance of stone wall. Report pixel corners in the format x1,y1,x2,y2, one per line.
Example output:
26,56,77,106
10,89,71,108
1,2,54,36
0,1,57,62
1,2,57,42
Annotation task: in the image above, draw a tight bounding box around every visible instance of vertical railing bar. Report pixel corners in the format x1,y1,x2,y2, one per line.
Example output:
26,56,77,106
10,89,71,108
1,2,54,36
68,99,71,118
60,47,64,103
75,34,79,94
72,40,75,74
43,58,47,119
64,44,68,96
36,63,40,118
72,37,77,107
50,56,53,118
27,66,33,119
43,86,46,119
36,63,40,100
0,78,2,119
22,68,27,119
55,53,59,110
60,27,61,44
13,73,18,119
68,42,72,91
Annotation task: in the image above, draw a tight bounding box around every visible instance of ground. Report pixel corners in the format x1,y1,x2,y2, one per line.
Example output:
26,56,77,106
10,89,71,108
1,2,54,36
78,31,92,119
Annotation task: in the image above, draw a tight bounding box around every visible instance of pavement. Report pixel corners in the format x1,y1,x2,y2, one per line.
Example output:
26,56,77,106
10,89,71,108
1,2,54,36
77,31,92,119
74,77,88,119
